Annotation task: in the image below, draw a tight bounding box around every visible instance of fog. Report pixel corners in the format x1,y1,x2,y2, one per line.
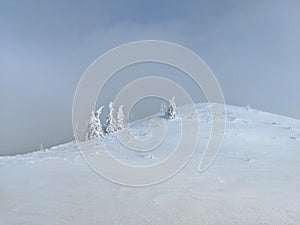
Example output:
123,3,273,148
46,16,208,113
1,0,299,155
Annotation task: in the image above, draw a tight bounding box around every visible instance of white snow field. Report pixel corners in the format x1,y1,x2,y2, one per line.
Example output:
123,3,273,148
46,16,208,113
1,104,300,225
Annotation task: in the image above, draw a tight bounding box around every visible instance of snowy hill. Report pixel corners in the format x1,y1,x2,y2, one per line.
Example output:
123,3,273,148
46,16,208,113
1,103,300,225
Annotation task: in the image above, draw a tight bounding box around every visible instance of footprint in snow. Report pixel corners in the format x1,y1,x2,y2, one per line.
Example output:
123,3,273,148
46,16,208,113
138,154,153,159
289,136,298,140
241,157,255,163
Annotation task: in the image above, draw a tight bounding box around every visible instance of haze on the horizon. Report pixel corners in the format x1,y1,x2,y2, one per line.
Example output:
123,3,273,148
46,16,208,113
1,0,300,155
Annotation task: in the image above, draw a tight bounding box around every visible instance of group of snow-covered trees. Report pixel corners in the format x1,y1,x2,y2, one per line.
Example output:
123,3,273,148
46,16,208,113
86,97,177,140
86,102,124,140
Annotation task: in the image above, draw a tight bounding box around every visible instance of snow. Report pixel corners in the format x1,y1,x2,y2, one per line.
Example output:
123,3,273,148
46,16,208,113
1,103,300,225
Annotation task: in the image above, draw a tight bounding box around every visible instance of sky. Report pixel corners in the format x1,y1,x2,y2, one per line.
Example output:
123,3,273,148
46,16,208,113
1,0,300,155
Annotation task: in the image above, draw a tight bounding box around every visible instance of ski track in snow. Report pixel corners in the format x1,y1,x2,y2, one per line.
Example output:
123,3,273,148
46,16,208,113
1,104,300,225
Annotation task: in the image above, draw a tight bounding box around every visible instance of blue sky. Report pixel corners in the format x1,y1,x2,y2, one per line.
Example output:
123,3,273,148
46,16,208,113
1,0,300,155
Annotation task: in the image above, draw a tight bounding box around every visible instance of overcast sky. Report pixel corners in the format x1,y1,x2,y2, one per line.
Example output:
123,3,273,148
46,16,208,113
1,0,300,155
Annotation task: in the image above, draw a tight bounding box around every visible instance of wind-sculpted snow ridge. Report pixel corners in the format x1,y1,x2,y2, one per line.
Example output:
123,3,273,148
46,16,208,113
1,103,300,225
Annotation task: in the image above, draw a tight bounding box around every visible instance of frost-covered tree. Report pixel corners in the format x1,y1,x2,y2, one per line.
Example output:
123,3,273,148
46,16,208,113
166,96,177,119
105,102,117,134
95,106,105,137
117,105,125,130
86,106,105,140
86,111,99,140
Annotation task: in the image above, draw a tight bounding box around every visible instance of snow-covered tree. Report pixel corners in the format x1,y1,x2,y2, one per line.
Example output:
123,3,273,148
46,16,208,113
117,105,125,130
86,111,99,140
95,106,105,137
165,96,177,119
105,102,116,134
86,106,105,140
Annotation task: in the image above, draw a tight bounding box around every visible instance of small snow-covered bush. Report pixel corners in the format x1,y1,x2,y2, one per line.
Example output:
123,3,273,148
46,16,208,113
74,122,87,142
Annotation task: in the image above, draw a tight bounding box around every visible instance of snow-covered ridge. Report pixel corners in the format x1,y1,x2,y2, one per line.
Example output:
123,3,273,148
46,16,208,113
1,103,300,225
1,103,299,163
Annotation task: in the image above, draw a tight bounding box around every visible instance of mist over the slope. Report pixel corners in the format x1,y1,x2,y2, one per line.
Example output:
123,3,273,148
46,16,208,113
1,0,300,155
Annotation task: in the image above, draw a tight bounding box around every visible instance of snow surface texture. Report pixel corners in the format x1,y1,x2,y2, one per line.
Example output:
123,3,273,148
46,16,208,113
1,104,300,225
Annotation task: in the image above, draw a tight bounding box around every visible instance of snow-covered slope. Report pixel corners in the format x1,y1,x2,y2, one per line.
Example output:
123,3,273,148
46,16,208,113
1,104,300,225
